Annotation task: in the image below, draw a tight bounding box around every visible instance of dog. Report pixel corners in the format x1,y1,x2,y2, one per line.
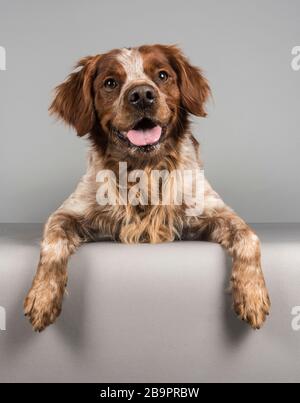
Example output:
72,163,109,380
24,45,270,332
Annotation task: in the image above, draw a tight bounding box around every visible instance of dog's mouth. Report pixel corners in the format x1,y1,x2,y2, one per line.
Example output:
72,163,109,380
113,118,166,151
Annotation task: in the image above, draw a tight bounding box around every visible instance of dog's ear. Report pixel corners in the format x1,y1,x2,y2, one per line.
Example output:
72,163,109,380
163,45,211,117
49,55,101,136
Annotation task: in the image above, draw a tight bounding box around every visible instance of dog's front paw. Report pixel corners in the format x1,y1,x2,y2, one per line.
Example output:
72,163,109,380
232,268,271,330
24,277,66,332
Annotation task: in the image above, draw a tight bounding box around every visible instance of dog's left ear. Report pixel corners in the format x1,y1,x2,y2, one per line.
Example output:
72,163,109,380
164,45,211,117
49,55,101,136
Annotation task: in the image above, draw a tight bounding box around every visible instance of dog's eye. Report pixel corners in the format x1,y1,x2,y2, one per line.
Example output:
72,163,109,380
104,78,118,90
158,70,169,82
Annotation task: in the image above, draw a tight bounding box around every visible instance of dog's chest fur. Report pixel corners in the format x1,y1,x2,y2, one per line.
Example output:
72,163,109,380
60,134,204,243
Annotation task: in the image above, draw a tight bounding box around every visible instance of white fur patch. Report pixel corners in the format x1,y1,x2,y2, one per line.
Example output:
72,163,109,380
59,150,101,215
117,48,147,82
42,239,68,257
117,48,156,99
204,179,225,211
115,48,168,110
250,233,259,243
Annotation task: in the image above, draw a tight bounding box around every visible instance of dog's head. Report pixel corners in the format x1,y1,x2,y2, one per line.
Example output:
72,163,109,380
50,45,210,158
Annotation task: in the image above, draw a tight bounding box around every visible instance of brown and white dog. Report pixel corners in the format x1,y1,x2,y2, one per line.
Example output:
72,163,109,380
24,45,270,332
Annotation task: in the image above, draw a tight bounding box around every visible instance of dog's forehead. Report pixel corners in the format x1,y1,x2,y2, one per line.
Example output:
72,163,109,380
117,48,147,81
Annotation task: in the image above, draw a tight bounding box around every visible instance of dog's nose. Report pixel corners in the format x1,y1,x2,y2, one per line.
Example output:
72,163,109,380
128,85,156,109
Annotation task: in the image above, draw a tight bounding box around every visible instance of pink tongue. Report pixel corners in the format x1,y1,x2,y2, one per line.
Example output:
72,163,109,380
127,126,162,146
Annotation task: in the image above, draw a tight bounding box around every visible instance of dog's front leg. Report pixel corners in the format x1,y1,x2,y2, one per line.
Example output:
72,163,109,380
188,207,271,329
24,211,83,331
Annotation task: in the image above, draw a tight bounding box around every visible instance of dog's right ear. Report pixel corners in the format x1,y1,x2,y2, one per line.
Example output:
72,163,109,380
49,55,101,136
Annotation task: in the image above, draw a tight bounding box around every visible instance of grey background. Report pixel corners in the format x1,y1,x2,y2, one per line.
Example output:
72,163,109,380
0,0,299,223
